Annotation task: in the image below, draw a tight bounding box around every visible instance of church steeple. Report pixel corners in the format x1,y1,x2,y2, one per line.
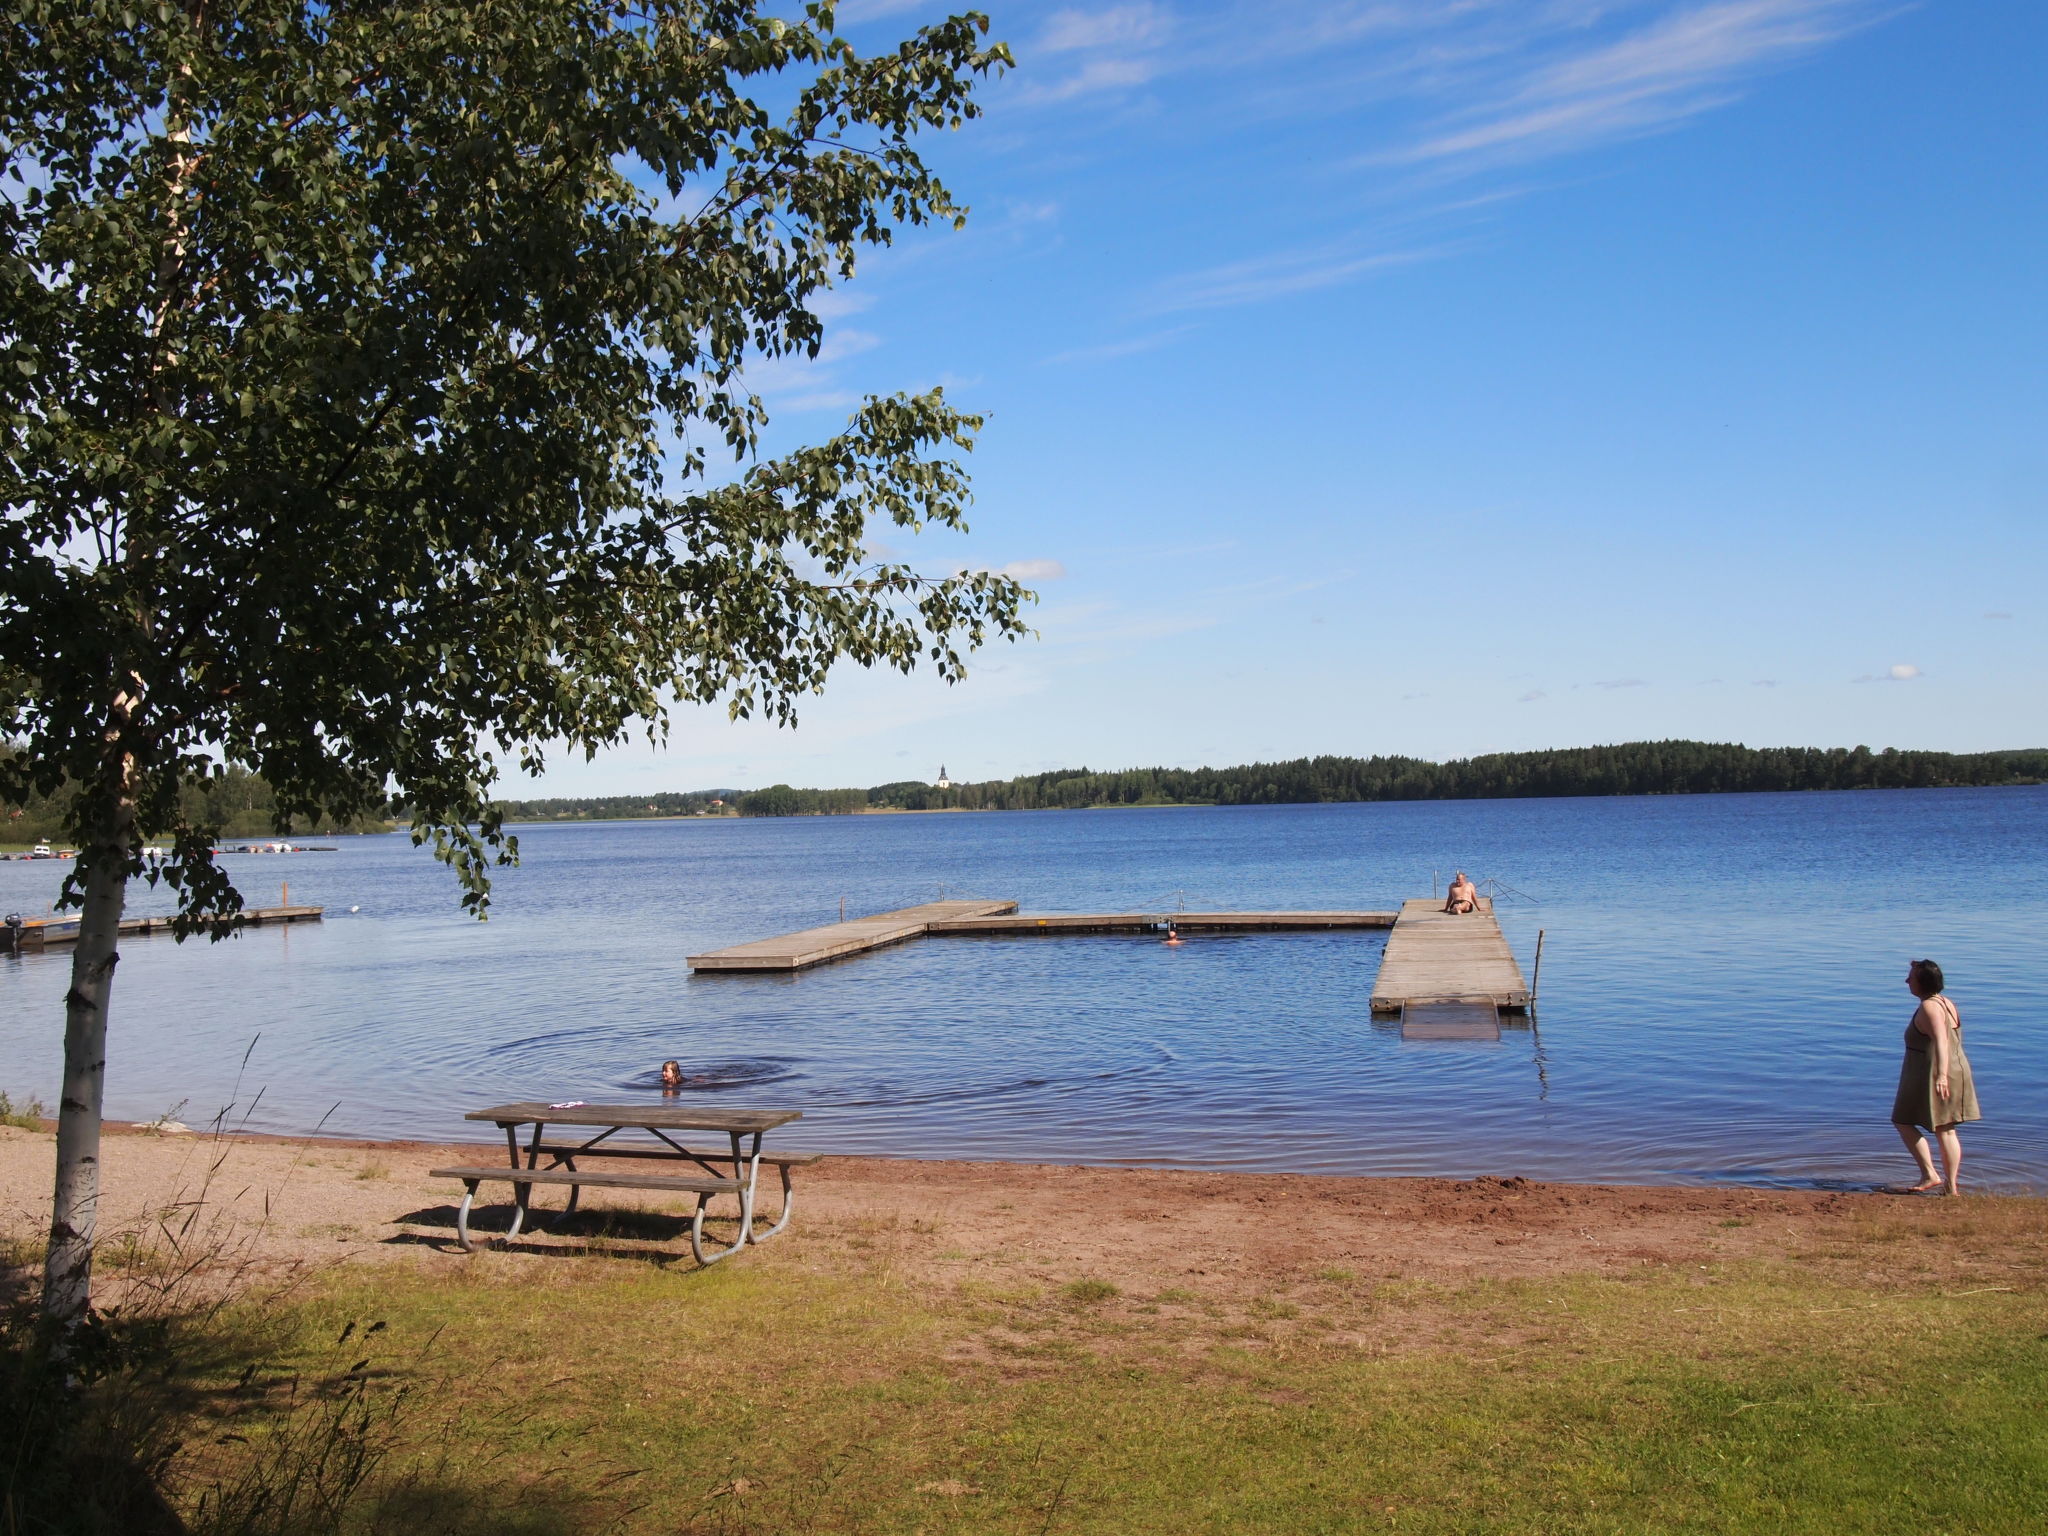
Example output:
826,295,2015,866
935,764,952,788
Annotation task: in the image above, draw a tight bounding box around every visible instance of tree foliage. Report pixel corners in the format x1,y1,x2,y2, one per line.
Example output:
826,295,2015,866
0,0,1025,915
0,0,1025,1327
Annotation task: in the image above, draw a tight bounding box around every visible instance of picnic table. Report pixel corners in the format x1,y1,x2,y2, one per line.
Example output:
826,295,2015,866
431,1102,811,1265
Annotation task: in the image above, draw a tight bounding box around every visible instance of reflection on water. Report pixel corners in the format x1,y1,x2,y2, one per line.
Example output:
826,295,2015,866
1,785,2044,1191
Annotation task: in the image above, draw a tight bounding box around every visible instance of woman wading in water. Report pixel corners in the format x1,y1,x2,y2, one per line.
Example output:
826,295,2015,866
1891,959,1981,1195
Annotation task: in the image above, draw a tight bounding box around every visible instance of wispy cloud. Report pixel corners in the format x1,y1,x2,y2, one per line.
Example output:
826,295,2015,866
743,328,883,414
1518,689,1548,703
1151,245,1437,311
1389,0,1883,170
1043,327,1193,365
995,558,1069,582
995,2,1894,309
1016,3,1176,103
1852,662,1924,683
1592,677,1650,689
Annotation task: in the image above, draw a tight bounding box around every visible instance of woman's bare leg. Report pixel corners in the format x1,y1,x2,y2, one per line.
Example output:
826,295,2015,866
1934,1126,1963,1195
1894,1122,1940,1190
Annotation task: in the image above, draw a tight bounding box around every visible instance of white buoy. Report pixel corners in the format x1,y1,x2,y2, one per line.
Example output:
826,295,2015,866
349,905,361,913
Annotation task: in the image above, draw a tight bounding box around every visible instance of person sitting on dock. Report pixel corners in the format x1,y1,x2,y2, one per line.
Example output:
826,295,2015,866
1443,872,1478,915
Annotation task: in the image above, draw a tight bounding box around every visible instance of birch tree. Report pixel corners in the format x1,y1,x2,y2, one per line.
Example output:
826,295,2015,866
0,0,1025,1330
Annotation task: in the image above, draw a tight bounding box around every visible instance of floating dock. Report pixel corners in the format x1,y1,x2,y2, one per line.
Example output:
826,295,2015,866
1369,898,1530,1034
686,899,1019,972
688,903,1397,970
689,895,1532,1032
1,905,325,954
927,911,1397,936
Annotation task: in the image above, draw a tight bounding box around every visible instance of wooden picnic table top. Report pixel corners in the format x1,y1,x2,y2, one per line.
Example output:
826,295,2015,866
466,1102,802,1134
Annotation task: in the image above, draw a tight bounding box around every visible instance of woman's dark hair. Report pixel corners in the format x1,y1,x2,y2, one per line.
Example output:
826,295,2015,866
1909,959,1945,996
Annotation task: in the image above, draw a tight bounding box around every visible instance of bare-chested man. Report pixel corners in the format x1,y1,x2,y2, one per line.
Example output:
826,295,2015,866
1443,872,1478,914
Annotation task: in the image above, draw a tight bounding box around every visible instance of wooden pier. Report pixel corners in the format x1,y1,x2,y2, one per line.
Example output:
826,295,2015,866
689,895,1531,1029
1,904,325,954
927,911,1397,936
686,900,1018,972
689,903,1397,971
1369,898,1530,1033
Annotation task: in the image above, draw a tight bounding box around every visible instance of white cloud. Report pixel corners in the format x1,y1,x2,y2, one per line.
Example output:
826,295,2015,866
996,558,1069,582
743,327,884,414
1039,4,1171,55
1518,689,1547,703
1018,3,1175,102
1389,0,1882,168
1887,662,1922,681
1043,327,1192,365
1151,245,1436,311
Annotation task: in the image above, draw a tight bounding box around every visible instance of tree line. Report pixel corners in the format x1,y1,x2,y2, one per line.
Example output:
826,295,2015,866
2,761,390,845
483,741,2048,821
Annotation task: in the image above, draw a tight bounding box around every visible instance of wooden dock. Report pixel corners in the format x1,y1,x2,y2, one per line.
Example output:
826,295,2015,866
689,904,1397,971
1369,898,1530,1026
927,911,1397,936
1,904,325,954
687,900,1019,972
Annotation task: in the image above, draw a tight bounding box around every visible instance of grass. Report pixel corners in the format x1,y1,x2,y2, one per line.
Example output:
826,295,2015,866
32,1222,2026,1534
0,1090,49,1131
4,1184,2044,1534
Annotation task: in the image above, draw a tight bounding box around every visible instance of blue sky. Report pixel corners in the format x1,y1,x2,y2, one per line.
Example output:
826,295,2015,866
526,0,2045,796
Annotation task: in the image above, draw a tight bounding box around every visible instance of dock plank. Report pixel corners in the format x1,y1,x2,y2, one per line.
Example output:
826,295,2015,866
687,900,1018,972
926,911,1397,935
1369,897,1530,1014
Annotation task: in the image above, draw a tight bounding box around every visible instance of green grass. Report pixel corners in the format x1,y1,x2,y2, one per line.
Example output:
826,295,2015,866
129,1244,2044,1535
0,1090,48,1131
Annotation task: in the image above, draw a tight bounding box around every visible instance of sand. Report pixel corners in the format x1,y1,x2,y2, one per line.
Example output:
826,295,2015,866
4,1119,2037,1308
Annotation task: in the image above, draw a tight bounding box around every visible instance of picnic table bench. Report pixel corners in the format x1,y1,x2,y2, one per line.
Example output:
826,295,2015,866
432,1102,814,1265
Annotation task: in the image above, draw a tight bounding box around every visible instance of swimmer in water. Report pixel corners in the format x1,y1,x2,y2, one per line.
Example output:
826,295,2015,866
660,1059,685,1093
1163,920,1183,946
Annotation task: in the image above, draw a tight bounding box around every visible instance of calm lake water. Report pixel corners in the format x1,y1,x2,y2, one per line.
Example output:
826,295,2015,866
1,788,2042,1190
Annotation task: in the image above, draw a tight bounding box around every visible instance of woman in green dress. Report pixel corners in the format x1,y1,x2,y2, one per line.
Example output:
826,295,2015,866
1890,959,1981,1196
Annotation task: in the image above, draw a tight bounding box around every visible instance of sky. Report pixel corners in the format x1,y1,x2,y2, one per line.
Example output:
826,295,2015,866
522,0,2046,797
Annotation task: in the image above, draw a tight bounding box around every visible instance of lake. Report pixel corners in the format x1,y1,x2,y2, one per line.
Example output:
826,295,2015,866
1,787,2042,1190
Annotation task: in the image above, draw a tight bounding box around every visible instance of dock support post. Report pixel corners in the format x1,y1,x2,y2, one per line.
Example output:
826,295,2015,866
1531,928,1546,1001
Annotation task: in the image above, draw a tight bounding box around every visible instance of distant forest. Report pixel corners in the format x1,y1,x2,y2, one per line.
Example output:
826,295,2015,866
11,742,2039,841
2,761,390,843
493,741,2048,821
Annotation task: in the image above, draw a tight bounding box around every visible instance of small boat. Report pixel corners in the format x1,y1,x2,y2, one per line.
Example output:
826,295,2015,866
1,914,83,953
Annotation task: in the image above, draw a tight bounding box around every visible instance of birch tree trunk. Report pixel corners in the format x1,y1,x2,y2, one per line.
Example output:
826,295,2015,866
42,790,134,1330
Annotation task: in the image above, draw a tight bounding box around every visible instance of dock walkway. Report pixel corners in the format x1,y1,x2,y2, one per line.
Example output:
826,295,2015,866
686,900,1017,972
1,904,324,954
927,911,1396,936
1369,897,1530,1017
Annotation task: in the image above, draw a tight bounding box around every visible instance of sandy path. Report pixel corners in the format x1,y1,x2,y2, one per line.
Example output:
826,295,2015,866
1,1122,2036,1304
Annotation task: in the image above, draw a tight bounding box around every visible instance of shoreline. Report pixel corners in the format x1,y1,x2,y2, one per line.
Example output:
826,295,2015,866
6,1120,2037,1298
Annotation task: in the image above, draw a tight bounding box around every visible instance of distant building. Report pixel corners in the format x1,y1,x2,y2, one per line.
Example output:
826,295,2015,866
935,765,952,789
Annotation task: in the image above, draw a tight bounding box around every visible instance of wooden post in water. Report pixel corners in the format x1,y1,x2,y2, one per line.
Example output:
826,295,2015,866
1531,928,1546,1001
839,894,846,922
282,881,288,907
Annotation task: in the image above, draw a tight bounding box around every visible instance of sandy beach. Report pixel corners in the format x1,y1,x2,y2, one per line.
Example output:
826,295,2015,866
4,1120,2037,1306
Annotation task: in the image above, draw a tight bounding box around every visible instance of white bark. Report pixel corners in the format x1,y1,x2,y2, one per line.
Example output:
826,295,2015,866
42,802,133,1329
